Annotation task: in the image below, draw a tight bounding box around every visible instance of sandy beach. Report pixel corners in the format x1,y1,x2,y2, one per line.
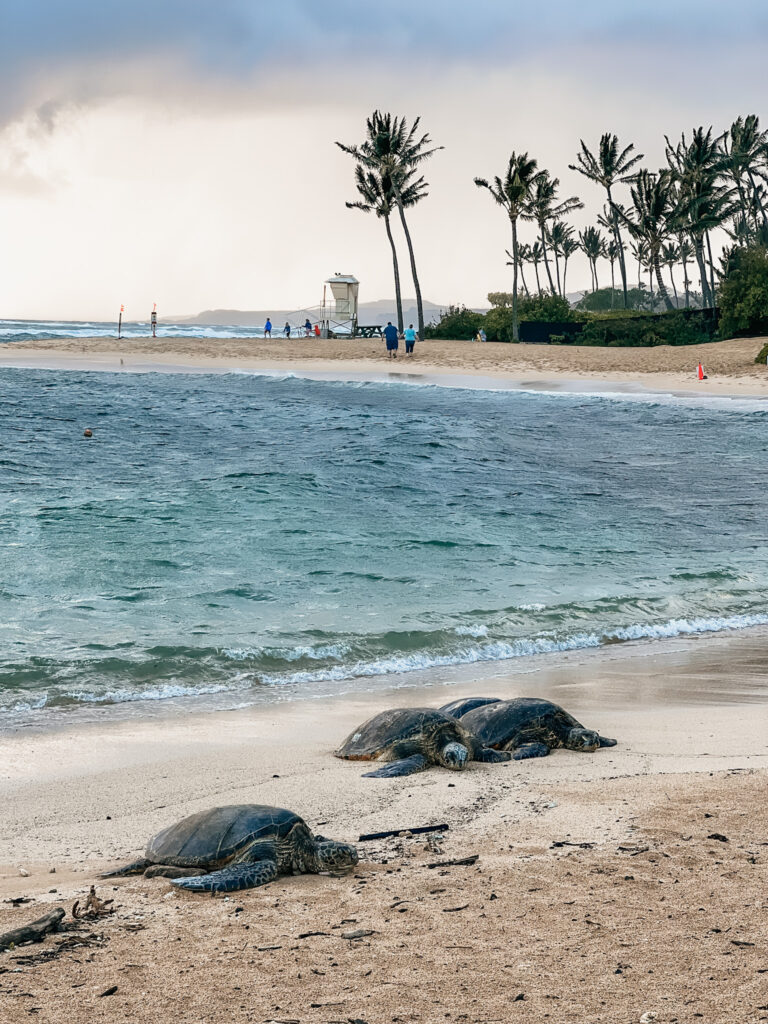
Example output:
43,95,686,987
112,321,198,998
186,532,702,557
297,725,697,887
2,629,767,1022
2,334,768,399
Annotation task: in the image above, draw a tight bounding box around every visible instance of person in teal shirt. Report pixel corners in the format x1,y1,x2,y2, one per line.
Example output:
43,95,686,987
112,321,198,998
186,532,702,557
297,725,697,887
403,324,418,356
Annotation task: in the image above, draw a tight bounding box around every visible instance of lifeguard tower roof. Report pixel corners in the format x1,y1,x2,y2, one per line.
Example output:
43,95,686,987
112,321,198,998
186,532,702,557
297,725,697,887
325,274,359,285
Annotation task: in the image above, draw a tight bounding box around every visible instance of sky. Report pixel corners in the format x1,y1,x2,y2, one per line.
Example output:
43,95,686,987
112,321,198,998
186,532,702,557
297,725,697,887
1,1,767,320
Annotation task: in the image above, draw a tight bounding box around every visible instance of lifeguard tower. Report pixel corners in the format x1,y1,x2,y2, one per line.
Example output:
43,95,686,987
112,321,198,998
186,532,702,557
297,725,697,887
320,273,360,337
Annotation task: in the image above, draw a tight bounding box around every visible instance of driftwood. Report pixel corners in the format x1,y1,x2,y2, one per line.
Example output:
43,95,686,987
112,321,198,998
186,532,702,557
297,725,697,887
72,886,114,920
359,823,449,842
0,908,65,951
426,855,478,869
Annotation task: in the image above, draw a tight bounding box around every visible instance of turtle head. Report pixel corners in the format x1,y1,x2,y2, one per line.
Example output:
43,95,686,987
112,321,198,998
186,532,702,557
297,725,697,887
440,741,470,771
314,840,359,872
566,727,601,752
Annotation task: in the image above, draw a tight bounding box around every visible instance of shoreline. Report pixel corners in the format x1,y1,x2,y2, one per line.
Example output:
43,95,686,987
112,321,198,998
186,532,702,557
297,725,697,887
2,334,768,399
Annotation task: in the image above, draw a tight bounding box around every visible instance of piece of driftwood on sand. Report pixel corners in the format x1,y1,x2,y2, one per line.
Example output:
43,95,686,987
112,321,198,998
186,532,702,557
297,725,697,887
0,908,65,951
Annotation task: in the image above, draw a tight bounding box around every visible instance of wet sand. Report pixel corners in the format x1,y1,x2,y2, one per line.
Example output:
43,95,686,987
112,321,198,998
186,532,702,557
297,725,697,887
2,629,767,1022
2,335,768,399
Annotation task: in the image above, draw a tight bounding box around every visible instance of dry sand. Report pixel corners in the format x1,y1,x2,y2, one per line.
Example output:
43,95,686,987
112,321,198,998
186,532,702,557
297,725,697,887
2,335,768,398
2,630,768,1022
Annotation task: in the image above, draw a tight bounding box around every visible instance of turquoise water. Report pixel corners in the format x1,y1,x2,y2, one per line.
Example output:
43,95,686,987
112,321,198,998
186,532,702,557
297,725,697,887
2,367,768,722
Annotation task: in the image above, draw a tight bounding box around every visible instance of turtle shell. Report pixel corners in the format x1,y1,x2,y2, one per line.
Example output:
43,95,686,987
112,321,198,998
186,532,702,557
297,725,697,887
146,805,304,869
336,707,472,761
459,697,581,750
438,696,501,719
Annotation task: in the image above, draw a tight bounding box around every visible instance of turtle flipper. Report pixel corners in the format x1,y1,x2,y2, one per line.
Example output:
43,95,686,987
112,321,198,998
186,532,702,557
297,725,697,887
599,735,617,747
363,754,429,778
171,859,279,892
474,747,512,763
100,858,152,878
512,742,550,760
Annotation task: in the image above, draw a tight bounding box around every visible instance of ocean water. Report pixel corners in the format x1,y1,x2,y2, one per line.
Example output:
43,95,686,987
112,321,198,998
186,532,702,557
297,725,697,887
1,367,767,723
0,318,295,343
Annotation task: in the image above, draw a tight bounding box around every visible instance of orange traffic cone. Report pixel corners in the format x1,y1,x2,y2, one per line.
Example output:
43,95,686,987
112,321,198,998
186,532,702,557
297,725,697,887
697,362,705,381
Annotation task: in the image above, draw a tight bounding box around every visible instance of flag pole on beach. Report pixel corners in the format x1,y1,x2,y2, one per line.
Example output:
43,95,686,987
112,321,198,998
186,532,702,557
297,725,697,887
118,304,124,339
151,303,157,339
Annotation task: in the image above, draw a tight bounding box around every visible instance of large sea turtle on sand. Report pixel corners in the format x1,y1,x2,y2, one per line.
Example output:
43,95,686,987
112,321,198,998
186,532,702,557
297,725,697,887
102,805,358,892
457,697,617,760
335,707,512,777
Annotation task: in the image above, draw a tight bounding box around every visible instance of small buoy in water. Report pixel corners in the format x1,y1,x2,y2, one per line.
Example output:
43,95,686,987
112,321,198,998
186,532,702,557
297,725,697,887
83,429,93,438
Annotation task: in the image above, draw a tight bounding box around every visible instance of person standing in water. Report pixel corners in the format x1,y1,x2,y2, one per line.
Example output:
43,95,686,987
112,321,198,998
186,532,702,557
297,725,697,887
264,318,272,338
403,323,418,357
383,321,400,360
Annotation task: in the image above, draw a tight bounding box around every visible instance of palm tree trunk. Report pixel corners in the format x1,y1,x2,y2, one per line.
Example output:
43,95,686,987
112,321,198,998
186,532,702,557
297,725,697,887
383,213,404,332
539,224,556,293
694,236,712,307
594,259,599,291
563,256,570,295
610,260,615,309
393,191,424,340
554,249,562,297
747,169,768,229
519,263,531,298
668,265,678,307
511,218,520,342
680,242,690,309
533,260,542,294
653,252,674,311
705,232,717,307
607,186,629,308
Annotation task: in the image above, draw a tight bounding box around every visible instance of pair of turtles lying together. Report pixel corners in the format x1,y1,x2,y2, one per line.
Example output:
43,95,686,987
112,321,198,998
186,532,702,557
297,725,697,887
104,697,615,893
335,695,617,777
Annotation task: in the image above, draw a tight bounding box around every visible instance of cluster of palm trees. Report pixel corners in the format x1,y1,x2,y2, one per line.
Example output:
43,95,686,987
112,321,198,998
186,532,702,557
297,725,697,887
340,111,768,343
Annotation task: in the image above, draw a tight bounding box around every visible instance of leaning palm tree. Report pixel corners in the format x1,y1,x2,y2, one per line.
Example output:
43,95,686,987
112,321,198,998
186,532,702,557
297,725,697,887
569,134,644,308
345,165,427,332
578,226,607,292
337,111,442,340
474,152,540,341
618,170,676,311
522,170,583,293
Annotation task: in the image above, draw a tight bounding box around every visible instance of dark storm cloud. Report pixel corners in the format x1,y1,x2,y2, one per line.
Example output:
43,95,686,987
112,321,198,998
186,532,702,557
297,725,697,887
2,1,766,123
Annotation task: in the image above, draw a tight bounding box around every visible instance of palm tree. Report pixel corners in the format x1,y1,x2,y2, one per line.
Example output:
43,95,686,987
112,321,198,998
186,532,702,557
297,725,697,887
474,152,540,341
606,238,620,307
522,170,583,293
561,235,579,298
678,237,693,308
660,241,680,306
665,127,734,308
721,115,768,236
345,165,427,332
546,220,575,296
569,134,644,308
512,243,533,298
337,111,442,341
578,226,607,291
618,170,676,311
630,238,649,296
529,240,545,293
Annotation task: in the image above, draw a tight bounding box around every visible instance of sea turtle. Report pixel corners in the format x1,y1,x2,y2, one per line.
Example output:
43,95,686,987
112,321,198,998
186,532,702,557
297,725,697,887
101,804,358,892
335,707,512,778
439,696,501,719
458,697,617,760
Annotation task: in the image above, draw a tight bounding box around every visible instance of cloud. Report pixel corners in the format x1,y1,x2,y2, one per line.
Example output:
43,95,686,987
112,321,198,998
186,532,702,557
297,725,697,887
2,1,767,126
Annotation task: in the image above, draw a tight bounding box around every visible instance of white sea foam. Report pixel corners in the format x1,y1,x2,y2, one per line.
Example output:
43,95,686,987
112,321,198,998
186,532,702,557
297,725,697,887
453,624,489,637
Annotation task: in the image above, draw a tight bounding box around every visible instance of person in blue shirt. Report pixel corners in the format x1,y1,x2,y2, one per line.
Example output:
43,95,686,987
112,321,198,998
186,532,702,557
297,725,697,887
403,324,418,356
382,322,400,359
304,318,312,337
264,318,272,338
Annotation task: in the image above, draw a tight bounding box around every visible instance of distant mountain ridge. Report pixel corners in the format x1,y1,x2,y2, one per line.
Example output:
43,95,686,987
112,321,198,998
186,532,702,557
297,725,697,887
172,299,481,328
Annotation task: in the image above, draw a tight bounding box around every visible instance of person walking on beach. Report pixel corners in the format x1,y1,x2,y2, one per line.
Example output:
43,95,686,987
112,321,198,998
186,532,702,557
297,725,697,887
264,318,272,338
314,324,321,337
304,318,312,337
383,321,399,360
403,323,418,357
284,322,291,338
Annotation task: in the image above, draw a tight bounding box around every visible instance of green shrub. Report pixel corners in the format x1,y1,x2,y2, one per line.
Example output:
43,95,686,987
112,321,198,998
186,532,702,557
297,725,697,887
718,245,768,338
576,286,654,312
578,311,714,347
483,306,515,341
755,342,768,364
425,305,484,340
516,293,574,321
